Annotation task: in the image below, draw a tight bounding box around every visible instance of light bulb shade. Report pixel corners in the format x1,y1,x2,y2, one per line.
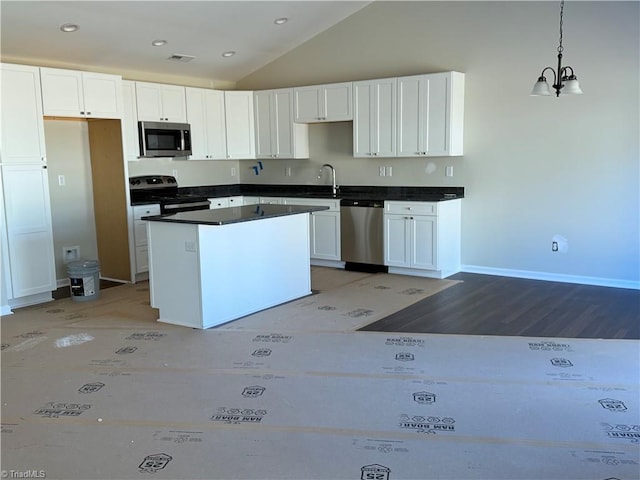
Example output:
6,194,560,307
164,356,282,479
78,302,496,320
562,78,583,95
531,78,552,96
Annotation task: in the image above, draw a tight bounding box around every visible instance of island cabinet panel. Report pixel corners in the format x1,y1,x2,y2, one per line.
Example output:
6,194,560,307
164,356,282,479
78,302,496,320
147,212,311,329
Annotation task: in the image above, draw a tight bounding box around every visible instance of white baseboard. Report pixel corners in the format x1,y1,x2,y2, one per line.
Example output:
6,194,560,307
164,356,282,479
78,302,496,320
7,292,54,310
311,259,345,269
56,276,128,288
461,265,640,290
387,266,446,279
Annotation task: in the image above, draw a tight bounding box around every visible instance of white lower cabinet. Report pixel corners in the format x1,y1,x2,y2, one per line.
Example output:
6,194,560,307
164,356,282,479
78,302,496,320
384,200,461,279
282,197,341,263
132,204,160,274
259,197,283,205
208,197,229,209
1,164,56,301
210,196,248,208
227,196,244,206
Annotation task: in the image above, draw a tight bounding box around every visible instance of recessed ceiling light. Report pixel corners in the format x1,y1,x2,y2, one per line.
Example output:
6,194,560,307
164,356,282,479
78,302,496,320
274,17,288,25
152,40,167,47
221,51,236,58
60,23,79,33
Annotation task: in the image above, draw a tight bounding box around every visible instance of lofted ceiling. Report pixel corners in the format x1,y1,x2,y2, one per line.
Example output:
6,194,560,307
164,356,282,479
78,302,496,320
0,1,371,84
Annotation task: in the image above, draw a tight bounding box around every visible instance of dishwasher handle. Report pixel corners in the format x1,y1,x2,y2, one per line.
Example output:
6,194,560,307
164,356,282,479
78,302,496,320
340,199,384,208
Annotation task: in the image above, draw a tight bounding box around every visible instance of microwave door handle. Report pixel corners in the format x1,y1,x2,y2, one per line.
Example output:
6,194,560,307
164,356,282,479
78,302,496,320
138,123,147,157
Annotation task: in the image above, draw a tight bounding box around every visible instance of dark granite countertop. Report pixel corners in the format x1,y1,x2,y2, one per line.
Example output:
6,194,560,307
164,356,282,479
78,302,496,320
180,184,464,202
142,204,328,226
131,184,464,206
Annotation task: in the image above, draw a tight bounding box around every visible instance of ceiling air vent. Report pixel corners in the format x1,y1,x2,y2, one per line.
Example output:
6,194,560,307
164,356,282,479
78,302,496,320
167,54,195,63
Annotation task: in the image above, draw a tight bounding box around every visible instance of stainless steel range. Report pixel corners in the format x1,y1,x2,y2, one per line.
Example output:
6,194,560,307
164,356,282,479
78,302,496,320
129,175,210,213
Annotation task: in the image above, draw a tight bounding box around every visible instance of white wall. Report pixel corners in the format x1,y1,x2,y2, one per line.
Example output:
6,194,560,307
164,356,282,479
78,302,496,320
236,1,640,288
44,120,99,283
126,157,239,187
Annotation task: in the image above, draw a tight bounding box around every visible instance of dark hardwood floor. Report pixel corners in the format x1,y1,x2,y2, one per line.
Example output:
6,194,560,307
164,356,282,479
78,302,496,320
360,273,640,339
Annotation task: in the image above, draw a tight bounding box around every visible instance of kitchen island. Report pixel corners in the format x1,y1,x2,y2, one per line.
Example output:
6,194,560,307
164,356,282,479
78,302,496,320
143,204,328,329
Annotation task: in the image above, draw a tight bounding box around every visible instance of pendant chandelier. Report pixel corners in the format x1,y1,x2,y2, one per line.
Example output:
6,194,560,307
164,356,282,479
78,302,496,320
531,0,582,97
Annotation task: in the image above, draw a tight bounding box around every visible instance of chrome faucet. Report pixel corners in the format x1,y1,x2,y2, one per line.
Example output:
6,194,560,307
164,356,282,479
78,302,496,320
318,163,338,196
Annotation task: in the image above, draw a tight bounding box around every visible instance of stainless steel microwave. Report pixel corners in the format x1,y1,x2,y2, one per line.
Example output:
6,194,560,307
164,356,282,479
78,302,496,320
138,121,192,157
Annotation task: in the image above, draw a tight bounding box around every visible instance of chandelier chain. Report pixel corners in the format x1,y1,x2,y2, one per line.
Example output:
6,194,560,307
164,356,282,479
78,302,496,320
557,0,565,54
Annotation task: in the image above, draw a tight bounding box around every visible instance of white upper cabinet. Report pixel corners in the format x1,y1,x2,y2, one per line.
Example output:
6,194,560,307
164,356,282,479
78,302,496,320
135,82,187,123
294,82,352,123
40,67,122,119
121,80,140,161
185,87,227,160
0,63,47,164
353,78,397,158
397,72,465,157
224,91,255,159
255,88,309,159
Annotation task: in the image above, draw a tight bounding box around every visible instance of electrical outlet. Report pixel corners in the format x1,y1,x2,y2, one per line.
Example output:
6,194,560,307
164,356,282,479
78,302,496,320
445,165,454,177
285,167,292,177
184,241,196,253
386,166,393,177
378,166,386,177
231,167,237,177
62,246,80,264
552,234,569,253
58,175,66,186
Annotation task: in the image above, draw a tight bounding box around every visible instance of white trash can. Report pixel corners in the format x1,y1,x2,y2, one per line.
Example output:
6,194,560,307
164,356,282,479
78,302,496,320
67,260,100,302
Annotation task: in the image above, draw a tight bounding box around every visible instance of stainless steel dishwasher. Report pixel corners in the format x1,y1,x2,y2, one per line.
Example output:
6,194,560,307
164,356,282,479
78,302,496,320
340,199,387,271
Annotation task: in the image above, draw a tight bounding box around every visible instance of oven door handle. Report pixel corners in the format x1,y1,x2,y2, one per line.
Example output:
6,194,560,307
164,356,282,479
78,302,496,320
163,200,211,211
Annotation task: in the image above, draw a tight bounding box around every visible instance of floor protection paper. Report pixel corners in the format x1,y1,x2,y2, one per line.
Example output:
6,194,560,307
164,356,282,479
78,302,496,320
1,268,639,479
